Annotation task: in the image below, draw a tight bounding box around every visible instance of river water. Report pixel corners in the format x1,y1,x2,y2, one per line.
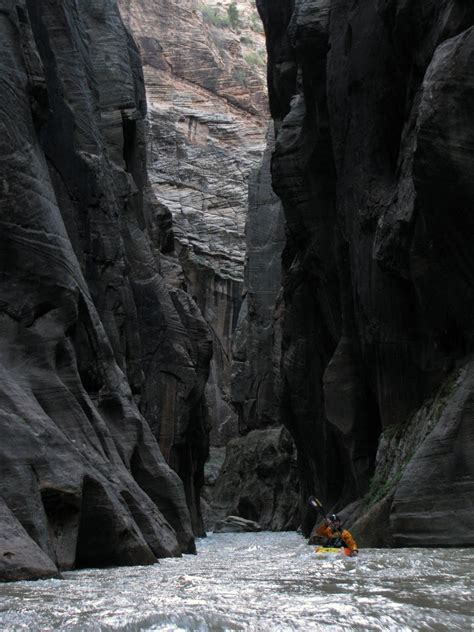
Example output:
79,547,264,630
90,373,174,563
0,532,472,631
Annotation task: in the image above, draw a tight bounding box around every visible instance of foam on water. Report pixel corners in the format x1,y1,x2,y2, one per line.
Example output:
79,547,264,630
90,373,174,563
0,532,472,631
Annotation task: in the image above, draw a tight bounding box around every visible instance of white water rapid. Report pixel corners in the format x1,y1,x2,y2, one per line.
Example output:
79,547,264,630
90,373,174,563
1,532,472,631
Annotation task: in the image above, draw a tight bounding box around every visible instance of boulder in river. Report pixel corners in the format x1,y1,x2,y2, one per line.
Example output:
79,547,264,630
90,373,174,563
213,516,263,533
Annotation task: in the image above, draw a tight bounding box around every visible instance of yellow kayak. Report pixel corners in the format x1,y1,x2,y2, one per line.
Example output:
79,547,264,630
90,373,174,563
315,546,353,557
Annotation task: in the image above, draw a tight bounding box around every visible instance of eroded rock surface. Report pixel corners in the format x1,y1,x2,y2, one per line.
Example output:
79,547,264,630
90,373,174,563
211,427,300,531
119,0,269,445
255,0,474,544
0,500,58,582
231,126,286,433
0,0,213,580
201,446,226,529
208,125,300,531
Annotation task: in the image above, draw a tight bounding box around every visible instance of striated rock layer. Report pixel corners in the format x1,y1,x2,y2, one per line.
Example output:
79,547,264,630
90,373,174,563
231,127,286,434
256,0,474,544
0,0,212,580
210,126,300,531
118,0,268,445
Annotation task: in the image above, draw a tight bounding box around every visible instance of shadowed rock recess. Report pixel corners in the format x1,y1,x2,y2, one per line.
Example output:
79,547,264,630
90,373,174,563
255,0,474,545
0,0,213,581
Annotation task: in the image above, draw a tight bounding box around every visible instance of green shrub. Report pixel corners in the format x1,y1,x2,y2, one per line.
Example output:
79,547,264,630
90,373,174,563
249,11,263,32
244,50,266,67
367,470,403,506
201,5,230,28
227,2,240,30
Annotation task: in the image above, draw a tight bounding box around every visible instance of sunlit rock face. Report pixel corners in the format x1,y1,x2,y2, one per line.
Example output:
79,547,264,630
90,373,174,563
0,0,215,581
118,0,268,445
258,0,474,545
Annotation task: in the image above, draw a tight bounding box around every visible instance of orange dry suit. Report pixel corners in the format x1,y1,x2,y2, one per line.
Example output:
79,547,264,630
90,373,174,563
316,523,358,553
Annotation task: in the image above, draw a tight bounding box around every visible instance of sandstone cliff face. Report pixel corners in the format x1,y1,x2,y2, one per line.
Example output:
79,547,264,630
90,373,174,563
118,0,268,445
231,128,285,433
257,0,474,544
210,128,300,531
0,0,212,580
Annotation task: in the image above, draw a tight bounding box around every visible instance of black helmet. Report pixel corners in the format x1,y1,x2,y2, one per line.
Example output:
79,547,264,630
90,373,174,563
328,514,340,522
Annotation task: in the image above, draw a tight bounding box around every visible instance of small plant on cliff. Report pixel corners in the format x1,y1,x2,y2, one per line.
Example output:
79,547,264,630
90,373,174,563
227,2,241,30
249,11,263,33
201,5,230,28
244,49,266,68
367,470,403,506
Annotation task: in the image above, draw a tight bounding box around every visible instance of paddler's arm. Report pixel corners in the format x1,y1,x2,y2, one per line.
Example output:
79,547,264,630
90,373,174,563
316,524,332,538
341,529,358,554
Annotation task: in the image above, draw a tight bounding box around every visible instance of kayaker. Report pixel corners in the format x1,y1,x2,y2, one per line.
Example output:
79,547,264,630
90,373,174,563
316,514,359,556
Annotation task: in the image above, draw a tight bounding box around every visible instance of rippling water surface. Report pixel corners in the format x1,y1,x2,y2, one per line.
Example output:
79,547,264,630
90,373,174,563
0,532,472,631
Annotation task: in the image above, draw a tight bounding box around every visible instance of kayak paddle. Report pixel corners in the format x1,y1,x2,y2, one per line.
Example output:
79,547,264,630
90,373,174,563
308,496,325,515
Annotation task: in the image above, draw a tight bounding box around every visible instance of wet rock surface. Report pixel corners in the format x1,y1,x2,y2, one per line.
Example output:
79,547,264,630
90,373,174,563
201,447,226,530
255,0,474,544
0,0,213,580
0,500,58,582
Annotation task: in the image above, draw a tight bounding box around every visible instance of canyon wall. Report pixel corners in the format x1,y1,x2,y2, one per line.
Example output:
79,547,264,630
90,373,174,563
210,129,300,530
119,0,268,445
0,0,212,581
118,0,299,530
255,0,474,544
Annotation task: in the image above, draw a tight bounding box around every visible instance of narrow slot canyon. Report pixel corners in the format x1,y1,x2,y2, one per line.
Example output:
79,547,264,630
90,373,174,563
0,1,473,630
